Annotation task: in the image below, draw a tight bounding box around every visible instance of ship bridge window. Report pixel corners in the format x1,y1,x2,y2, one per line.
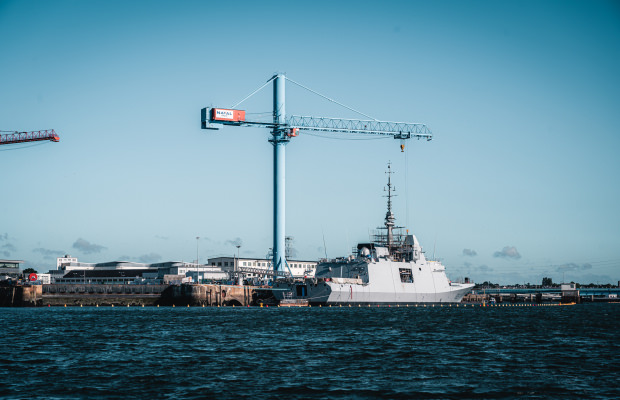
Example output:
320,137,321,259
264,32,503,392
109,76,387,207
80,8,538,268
399,268,413,283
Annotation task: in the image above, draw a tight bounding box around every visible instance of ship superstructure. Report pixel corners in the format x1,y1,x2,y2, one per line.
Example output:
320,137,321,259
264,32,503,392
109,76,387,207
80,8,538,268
274,164,474,305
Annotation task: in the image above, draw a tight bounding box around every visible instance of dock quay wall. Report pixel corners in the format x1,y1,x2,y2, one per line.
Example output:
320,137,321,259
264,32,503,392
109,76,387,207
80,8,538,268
0,285,43,307
0,284,275,307
40,284,168,307
159,284,274,307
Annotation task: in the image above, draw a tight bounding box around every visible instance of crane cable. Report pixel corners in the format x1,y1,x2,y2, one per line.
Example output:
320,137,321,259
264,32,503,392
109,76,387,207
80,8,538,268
230,75,277,109
303,131,390,141
0,141,50,151
285,77,378,121
405,141,410,232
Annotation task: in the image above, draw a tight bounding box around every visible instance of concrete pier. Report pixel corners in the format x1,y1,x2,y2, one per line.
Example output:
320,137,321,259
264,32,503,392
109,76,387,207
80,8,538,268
159,284,274,306
0,283,276,307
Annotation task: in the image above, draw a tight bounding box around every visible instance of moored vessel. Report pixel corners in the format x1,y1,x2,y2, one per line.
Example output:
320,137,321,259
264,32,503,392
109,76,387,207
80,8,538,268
274,163,474,305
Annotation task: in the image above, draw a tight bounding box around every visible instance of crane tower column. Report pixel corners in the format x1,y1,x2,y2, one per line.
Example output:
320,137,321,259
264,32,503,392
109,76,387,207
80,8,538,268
271,73,288,274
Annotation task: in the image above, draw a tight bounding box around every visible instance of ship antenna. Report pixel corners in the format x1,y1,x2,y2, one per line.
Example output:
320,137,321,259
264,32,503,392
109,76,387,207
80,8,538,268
321,227,328,259
384,162,396,248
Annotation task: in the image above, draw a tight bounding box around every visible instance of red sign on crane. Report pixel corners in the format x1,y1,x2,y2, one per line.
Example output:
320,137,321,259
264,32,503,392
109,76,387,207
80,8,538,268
211,108,246,122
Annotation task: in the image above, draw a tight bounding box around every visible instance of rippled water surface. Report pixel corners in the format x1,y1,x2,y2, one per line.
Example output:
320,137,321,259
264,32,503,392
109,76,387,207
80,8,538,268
1,304,619,399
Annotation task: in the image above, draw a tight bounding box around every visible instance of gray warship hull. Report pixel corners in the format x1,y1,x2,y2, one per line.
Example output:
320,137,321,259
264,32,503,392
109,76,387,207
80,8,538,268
274,258,474,305
274,163,474,305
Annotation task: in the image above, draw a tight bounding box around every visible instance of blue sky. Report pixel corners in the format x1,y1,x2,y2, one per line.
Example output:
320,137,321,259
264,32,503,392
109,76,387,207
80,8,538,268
1,0,619,285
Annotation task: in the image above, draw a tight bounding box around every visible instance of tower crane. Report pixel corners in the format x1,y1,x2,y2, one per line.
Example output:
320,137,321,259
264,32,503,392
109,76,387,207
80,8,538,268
201,74,432,276
0,130,60,145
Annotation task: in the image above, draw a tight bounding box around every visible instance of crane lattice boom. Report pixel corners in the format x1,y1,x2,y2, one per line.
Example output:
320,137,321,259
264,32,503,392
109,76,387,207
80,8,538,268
202,108,432,140
0,130,59,145
287,115,432,139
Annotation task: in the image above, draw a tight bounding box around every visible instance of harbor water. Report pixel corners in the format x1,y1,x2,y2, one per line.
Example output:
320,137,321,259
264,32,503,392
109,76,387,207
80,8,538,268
1,303,618,399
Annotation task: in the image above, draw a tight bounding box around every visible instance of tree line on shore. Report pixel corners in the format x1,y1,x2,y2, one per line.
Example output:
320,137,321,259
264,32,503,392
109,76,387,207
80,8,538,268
475,277,619,289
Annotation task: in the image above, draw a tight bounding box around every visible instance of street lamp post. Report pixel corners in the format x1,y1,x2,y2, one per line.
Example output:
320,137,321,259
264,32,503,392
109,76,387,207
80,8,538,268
235,245,241,284
196,236,200,283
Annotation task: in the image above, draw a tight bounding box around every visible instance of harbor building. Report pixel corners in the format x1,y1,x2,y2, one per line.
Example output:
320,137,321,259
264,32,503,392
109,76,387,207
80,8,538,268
49,257,228,284
208,256,317,280
35,254,318,285
0,259,24,280
57,255,78,268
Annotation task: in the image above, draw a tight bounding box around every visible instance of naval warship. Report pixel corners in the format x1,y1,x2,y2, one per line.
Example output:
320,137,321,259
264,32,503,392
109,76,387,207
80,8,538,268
274,163,474,305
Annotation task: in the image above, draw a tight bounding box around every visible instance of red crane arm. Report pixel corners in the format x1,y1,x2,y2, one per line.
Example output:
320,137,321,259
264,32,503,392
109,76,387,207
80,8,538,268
0,130,59,145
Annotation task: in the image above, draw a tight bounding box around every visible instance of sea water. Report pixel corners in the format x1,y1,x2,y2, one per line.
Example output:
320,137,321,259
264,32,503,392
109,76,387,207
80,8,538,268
1,304,618,399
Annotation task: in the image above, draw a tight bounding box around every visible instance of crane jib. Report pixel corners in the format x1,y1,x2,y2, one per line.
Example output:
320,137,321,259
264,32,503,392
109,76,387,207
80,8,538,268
0,130,59,145
201,108,432,140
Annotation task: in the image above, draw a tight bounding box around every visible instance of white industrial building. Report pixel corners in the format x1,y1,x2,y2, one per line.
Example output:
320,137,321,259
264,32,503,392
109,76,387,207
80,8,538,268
208,256,316,280
45,254,317,285
50,256,227,284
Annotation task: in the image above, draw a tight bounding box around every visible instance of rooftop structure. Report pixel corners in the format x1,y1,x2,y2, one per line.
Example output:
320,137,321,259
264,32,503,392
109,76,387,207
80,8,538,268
0,259,24,280
208,256,317,280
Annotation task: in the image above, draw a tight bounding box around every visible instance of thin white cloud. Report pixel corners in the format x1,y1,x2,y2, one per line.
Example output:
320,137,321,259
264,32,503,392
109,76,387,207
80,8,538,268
462,248,477,257
493,246,521,260
477,264,492,272
73,238,106,254
138,253,162,263
556,263,592,272
33,247,65,260
0,234,15,257
225,237,243,247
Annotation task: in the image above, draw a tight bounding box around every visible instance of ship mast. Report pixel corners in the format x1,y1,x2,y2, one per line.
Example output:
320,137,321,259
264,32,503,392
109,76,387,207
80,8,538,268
384,162,396,249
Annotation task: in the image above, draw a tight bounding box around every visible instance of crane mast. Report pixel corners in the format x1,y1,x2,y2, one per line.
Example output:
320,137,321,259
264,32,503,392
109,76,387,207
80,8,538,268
271,74,287,274
201,74,432,276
